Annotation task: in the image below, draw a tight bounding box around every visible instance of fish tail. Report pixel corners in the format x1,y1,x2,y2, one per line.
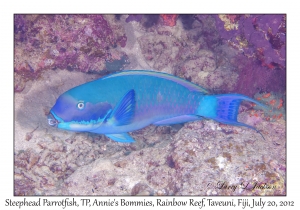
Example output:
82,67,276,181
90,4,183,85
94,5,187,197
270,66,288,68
197,94,267,140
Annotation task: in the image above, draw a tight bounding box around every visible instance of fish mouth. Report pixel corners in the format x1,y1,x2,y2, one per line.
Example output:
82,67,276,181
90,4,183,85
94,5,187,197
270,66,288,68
47,112,59,127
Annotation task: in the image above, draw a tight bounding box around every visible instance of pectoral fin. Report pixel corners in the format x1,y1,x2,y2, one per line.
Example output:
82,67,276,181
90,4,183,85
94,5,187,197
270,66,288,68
107,89,135,126
106,133,135,143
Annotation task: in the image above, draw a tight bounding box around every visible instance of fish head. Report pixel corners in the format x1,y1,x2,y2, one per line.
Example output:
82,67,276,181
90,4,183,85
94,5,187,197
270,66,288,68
48,89,112,132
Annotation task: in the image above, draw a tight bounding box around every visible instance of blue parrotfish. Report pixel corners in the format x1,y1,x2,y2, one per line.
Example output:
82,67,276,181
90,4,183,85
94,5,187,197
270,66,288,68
48,70,267,143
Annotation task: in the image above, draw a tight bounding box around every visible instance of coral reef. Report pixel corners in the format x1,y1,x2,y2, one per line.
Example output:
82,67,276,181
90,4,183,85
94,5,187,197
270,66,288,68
231,53,286,96
254,91,285,121
138,33,180,72
14,15,128,91
14,14,286,196
215,14,286,67
214,14,286,95
15,70,286,195
176,49,238,92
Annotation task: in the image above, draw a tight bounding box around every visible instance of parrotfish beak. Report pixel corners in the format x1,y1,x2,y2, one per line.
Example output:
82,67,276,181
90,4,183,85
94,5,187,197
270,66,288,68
47,112,59,127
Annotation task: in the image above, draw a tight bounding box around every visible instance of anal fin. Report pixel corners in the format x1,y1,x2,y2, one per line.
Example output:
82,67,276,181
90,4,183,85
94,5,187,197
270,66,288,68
106,133,135,143
153,115,202,125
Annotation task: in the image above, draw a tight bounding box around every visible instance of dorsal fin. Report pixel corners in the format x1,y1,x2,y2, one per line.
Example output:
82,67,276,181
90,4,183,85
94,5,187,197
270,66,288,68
102,70,209,94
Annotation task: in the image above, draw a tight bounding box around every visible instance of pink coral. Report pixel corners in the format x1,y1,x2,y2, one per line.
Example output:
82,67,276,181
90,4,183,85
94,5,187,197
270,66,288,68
160,14,178,27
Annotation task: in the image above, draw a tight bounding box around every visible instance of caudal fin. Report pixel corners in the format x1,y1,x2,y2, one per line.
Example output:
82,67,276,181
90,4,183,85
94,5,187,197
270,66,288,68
197,94,267,140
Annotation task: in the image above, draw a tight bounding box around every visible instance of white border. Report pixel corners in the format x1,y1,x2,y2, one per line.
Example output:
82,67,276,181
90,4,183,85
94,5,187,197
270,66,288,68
2,0,298,209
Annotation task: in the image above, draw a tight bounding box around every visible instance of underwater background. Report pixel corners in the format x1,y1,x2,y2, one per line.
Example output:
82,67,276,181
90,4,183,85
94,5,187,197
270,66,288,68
14,14,286,195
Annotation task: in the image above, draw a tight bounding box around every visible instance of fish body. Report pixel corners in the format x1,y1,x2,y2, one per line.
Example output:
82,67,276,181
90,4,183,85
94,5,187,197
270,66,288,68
48,70,266,142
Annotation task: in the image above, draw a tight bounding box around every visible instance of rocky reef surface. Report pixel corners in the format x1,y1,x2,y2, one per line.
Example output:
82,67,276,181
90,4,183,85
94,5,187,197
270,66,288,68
14,14,286,195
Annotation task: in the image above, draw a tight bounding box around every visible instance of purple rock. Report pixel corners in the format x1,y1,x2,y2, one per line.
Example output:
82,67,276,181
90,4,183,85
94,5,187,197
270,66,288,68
256,14,282,34
126,15,143,23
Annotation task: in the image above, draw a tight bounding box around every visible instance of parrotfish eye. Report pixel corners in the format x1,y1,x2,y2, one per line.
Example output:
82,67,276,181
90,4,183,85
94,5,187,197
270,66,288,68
77,101,85,110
